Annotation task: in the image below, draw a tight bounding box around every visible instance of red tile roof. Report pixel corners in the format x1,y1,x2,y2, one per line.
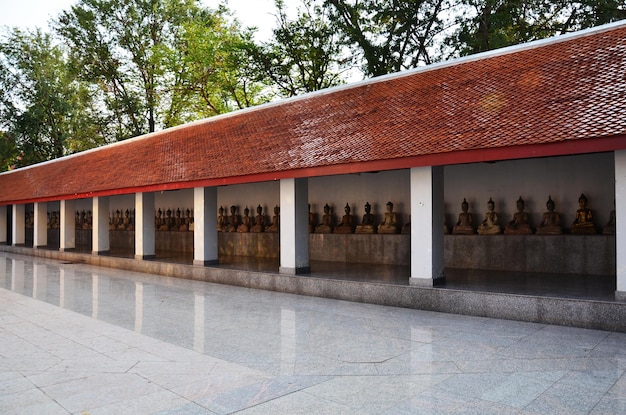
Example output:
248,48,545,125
2,22,626,205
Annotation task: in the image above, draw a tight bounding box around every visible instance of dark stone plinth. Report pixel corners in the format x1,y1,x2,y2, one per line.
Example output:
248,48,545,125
218,232,280,258
309,233,410,266
445,234,615,276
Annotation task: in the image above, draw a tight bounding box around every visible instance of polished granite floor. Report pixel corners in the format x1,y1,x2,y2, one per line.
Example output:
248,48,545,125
1,251,626,414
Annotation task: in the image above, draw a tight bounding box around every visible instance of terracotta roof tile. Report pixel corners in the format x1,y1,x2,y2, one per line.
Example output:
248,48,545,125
2,22,626,204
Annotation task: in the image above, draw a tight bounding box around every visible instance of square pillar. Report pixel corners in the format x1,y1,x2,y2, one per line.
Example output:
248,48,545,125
193,186,218,266
0,205,6,244
279,178,310,274
33,202,48,248
92,196,110,254
135,192,156,260
60,199,76,251
409,166,445,286
12,204,25,246
616,150,626,300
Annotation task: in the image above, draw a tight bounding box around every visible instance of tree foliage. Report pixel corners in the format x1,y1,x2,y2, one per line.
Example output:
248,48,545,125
55,0,269,137
323,0,452,77
251,0,350,97
0,28,107,168
447,0,626,56
163,6,272,126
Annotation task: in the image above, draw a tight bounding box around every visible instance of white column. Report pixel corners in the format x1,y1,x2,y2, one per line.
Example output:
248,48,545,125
12,204,25,246
409,166,445,286
0,205,7,244
279,178,309,274
33,202,48,248
92,197,110,254
60,199,76,251
193,186,218,266
135,192,155,260
615,150,626,300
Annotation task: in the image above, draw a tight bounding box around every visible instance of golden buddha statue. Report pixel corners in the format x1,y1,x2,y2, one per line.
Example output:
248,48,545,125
477,198,502,235
334,203,355,234
315,203,334,234
378,201,398,234
452,198,474,235
355,202,375,234
536,196,563,235
571,193,596,234
504,196,532,234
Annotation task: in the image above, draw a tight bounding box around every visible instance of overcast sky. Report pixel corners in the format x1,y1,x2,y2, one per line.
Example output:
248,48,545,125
0,0,278,40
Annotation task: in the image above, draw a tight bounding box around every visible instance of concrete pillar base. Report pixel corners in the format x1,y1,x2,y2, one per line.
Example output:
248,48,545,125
279,266,311,275
92,250,110,256
193,259,219,266
135,254,156,260
616,291,626,302
409,276,446,287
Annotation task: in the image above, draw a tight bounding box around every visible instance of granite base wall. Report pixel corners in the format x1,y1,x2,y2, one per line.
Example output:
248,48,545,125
2,245,625,333
72,230,615,275
445,234,615,276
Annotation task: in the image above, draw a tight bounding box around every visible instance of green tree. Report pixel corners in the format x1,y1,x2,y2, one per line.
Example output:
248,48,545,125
56,0,196,138
323,0,451,77
251,0,350,97
447,0,626,57
163,6,271,126
56,0,269,137
0,28,107,169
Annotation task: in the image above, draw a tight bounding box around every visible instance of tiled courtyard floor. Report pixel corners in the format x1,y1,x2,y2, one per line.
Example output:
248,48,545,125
1,252,625,414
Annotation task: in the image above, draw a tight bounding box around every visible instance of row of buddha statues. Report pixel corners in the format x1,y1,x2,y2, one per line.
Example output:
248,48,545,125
217,202,404,234
23,194,616,236
450,194,615,235
218,205,280,233
24,211,65,230
154,208,194,231
312,202,405,234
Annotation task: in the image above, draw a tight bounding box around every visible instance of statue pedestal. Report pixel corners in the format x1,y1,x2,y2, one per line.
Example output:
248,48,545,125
445,234,615,276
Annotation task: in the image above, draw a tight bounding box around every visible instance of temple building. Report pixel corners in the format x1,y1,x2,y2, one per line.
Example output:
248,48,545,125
1,21,626,330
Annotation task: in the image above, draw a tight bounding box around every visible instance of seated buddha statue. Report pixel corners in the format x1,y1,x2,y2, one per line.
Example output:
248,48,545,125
237,207,251,232
250,205,265,233
536,196,563,235
266,206,280,233
477,198,502,235
315,204,334,234
603,201,616,235
504,196,532,234
163,209,175,231
571,193,596,234
378,201,398,234
452,198,474,235
217,206,226,232
123,209,134,231
180,208,192,231
334,203,355,234
355,202,375,234
227,205,241,232
308,204,317,233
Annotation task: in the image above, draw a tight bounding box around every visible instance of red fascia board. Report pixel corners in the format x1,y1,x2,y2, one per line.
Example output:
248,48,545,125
3,135,625,207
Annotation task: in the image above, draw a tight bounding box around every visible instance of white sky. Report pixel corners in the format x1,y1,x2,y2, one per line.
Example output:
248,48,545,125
0,0,279,40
